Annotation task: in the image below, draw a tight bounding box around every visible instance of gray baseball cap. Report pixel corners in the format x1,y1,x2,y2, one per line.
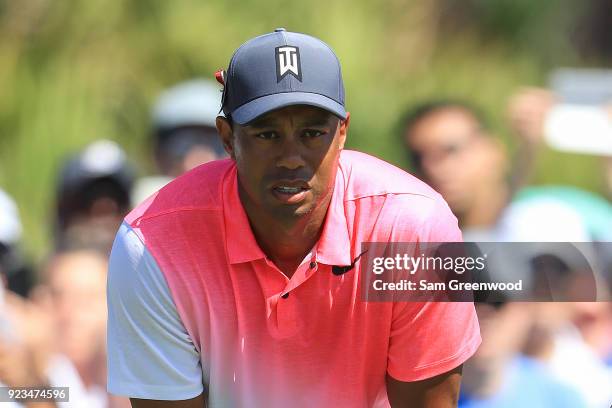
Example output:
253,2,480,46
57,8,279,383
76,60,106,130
220,28,346,125
153,79,221,129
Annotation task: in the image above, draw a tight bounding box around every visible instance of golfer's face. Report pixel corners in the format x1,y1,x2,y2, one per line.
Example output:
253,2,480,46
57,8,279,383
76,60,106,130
231,105,347,219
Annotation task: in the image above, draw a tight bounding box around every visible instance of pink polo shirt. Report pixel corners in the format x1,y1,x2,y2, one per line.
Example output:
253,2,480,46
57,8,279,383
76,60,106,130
107,149,480,407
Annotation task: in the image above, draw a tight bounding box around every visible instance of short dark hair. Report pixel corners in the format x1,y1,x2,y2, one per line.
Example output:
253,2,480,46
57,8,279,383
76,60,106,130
399,100,488,140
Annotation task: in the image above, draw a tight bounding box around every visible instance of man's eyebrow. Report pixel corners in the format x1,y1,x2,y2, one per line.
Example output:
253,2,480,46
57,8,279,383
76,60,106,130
246,117,280,129
245,112,336,129
298,116,335,127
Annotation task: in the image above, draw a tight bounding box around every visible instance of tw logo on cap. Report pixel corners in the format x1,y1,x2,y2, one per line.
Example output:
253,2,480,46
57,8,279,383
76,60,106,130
275,46,302,82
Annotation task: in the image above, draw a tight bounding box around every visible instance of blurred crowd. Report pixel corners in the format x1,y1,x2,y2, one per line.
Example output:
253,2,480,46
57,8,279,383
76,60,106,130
400,93,612,407
0,79,227,408
0,78,611,407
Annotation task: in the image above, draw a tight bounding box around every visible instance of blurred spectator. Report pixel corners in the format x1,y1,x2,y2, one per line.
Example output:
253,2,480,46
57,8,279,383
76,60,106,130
486,197,612,407
494,196,591,243
505,87,612,286
506,87,556,193
400,101,509,240
35,250,107,390
31,249,129,408
401,97,612,407
506,86,612,199
55,139,135,254
0,278,57,408
400,97,612,244
547,302,612,407
0,188,35,297
132,79,227,206
459,303,588,408
509,186,612,242
1,250,129,407
152,79,226,175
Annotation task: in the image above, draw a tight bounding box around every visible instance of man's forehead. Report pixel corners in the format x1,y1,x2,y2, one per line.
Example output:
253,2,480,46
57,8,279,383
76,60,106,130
245,105,337,128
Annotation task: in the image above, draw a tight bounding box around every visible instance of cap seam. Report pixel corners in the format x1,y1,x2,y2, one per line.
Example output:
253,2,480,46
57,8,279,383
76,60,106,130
228,32,276,92
228,32,275,77
232,91,344,112
228,31,288,109
299,33,343,103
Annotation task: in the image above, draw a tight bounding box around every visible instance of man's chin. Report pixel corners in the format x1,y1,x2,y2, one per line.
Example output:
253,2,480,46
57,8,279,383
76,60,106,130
270,202,314,219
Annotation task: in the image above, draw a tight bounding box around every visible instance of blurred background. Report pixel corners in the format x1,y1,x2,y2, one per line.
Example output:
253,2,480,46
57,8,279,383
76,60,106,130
0,0,610,407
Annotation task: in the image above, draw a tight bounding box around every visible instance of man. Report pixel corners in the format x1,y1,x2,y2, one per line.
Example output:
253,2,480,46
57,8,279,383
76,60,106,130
0,281,57,408
107,29,480,407
55,139,135,253
132,80,228,206
400,102,509,240
34,250,127,408
151,79,227,178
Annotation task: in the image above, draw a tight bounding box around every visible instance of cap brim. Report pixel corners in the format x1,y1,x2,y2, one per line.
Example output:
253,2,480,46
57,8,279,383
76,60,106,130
231,92,347,125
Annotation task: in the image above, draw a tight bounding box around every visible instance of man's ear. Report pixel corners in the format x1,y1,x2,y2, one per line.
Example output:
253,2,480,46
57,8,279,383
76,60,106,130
338,112,350,150
216,116,235,159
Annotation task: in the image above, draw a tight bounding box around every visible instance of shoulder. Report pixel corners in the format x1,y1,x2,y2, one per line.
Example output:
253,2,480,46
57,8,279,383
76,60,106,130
337,150,460,241
338,150,453,221
107,226,204,400
338,150,441,201
107,222,164,285
126,159,233,227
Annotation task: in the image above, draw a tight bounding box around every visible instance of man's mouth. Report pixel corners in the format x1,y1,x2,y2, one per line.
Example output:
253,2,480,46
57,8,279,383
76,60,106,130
273,186,307,194
270,182,311,204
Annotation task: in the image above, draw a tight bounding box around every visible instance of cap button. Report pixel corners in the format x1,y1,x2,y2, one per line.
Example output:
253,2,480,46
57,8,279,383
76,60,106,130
274,28,286,32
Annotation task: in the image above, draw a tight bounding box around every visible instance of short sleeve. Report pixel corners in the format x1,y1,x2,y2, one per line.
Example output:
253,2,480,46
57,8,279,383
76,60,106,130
107,222,203,400
387,196,481,381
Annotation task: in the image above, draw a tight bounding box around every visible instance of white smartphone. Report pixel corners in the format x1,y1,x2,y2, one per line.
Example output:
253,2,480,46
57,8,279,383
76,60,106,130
545,68,612,156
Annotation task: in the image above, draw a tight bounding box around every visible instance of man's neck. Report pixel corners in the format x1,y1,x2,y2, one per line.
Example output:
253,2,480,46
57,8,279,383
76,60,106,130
240,191,332,278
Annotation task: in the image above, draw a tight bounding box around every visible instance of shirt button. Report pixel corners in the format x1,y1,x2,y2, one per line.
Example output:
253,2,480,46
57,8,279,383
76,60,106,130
309,261,317,269
281,293,289,299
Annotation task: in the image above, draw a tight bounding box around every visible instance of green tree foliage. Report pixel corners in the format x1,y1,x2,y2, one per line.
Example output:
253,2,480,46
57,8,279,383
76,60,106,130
0,0,605,257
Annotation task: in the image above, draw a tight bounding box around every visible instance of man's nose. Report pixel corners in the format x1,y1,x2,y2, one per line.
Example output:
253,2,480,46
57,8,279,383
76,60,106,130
276,139,306,170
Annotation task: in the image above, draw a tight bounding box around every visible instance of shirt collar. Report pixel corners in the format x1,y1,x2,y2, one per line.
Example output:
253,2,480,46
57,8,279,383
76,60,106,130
224,165,267,264
314,168,352,267
223,162,352,267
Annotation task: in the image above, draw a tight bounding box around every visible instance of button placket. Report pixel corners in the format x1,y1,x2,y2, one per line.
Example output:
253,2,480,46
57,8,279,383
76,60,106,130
276,290,297,337
279,249,319,298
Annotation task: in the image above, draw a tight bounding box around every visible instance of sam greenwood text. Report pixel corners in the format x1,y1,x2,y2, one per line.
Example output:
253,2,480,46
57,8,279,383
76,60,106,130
372,279,523,291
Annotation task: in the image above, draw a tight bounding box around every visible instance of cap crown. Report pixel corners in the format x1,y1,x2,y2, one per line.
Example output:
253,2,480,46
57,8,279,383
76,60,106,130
223,29,345,122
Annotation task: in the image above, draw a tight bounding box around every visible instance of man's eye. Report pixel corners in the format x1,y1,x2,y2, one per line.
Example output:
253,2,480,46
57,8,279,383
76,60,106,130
255,131,278,140
303,129,324,138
